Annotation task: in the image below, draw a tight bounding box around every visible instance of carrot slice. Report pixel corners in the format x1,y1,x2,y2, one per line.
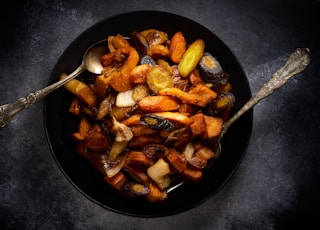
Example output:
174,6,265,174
152,112,194,125
169,31,187,63
138,95,180,112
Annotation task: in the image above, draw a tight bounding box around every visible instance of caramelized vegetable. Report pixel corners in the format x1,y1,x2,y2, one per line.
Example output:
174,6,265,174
178,39,205,77
152,112,193,126
129,32,149,53
104,171,128,190
140,29,169,46
169,31,187,63
146,181,168,202
60,73,97,106
140,114,174,131
190,113,223,139
147,44,170,58
199,52,226,84
206,92,235,115
159,87,215,107
146,65,174,93
111,116,133,142
166,149,187,173
130,64,151,84
143,144,168,159
138,95,180,112
121,181,150,198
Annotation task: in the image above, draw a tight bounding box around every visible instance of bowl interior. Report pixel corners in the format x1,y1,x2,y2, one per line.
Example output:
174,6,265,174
44,11,252,217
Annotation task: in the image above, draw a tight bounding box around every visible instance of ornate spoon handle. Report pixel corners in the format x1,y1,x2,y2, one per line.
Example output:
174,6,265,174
0,64,85,128
221,48,310,137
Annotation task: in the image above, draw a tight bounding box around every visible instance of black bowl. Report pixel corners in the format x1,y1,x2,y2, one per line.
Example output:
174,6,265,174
44,11,252,217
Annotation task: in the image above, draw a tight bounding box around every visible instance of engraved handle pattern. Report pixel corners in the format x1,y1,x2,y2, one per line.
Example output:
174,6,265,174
0,63,84,128
221,48,310,137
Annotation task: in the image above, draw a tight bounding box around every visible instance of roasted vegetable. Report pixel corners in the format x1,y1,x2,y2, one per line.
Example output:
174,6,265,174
140,55,157,66
147,44,170,58
130,64,151,84
140,114,174,131
140,29,169,46
115,89,136,107
104,172,127,190
190,113,223,139
111,116,133,142
169,31,187,63
143,144,168,159
146,181,168,202
109,141,128,161
146,65,174,93
60,73,97,106
138,95,180,112
121,181,150,198
152,112,193,126
199,52,227,84
178,39,205,77
129,31,149,53
147,158,171,190
206,92,235,115
125,151,155,168
166,149,187,173
158,87,216,107
109,105,137,121
96,97,113,120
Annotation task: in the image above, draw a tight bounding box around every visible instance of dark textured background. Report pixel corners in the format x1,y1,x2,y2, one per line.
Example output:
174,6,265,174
1,0,320,229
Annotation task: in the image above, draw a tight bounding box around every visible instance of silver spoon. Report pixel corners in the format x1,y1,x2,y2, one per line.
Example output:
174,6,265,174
0,39,109,128
167,47,310,193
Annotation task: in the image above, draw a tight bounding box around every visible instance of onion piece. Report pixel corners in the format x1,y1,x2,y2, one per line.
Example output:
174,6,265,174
105,154,126,178
183,142,194,161
111,116,133,142
115,89,136,107
109,141,128,161
183,142,207,169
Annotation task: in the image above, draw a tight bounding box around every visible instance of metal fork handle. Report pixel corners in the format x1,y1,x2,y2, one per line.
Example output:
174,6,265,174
221,48,310,137
0,63,85,128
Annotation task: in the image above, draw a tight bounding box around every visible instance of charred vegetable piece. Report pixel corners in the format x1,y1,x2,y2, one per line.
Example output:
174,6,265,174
121,181,150,198
199,52,226,84
143,144,168,159
140,29,169,46
206,92,235,115
178,39,205,77
140,114,174,131
140,55,157,66
129,31,149,53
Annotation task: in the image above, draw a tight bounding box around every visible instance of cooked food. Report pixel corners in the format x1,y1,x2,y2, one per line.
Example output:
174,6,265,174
62,29,235,202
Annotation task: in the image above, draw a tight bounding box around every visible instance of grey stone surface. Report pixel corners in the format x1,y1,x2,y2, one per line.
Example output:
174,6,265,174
1,0,320,229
